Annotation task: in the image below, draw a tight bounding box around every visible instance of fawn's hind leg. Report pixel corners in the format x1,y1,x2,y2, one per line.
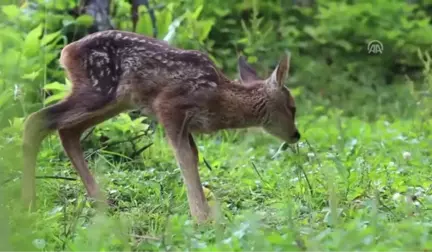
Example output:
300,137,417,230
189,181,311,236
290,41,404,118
22,95,127,209
58,128,99,198
57,105,126,201
22,107,57,209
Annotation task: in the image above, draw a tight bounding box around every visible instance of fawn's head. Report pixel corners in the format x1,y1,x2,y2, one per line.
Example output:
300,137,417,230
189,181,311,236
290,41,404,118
238,52,300,144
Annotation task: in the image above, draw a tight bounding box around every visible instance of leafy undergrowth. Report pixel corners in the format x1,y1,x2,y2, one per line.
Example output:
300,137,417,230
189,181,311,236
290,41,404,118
1,82,432,251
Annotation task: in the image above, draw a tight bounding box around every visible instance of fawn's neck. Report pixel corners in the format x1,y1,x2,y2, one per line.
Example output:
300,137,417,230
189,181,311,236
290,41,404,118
216,82,267,129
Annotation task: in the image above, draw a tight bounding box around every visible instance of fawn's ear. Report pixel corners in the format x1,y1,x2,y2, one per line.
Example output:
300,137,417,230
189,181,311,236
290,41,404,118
238,55,260,83
267,51,291,88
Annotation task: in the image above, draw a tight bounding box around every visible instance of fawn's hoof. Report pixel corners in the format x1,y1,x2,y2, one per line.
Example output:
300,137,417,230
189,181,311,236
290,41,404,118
192,210,212,224
191,187,219,224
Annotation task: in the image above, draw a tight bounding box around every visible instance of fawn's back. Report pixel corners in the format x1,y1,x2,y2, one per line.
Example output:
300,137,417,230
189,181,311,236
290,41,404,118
60,30,228,129
60,30,300,137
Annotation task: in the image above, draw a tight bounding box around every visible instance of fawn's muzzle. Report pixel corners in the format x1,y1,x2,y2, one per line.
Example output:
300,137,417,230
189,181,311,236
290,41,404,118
292,130,301,141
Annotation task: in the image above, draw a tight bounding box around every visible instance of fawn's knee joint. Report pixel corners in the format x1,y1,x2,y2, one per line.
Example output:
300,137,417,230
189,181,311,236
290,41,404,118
23,110,52,143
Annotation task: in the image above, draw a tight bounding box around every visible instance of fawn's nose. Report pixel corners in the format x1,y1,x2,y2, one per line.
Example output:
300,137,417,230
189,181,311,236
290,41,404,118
292,130,301,141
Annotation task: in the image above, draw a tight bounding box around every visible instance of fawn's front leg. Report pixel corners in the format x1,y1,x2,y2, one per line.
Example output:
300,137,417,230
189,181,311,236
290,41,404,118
161,116,210,222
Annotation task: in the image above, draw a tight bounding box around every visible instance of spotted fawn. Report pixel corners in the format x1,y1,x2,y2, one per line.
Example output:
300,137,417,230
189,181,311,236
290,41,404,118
21,30,300,222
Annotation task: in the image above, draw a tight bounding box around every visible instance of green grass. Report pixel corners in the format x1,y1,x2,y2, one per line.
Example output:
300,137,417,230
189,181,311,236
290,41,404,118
1,81,432,250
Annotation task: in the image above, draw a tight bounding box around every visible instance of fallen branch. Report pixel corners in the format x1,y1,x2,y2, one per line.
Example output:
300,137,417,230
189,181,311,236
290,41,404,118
1,175,77,186
203,158,213,171
131,142,154,158
89,133,147,154
36,175,77,181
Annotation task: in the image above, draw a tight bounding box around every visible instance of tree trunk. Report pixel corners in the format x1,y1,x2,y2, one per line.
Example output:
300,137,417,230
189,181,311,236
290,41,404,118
81,0,114,33
130,0,157,37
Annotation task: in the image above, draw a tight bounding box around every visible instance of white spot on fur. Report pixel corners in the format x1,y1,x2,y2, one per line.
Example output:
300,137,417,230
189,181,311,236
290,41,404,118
92,51,109,62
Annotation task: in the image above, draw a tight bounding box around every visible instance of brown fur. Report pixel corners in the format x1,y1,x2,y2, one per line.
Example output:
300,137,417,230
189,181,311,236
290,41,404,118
21,30,300,222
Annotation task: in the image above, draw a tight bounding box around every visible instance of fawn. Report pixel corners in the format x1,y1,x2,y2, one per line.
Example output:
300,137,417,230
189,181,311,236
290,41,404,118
21,30,300,222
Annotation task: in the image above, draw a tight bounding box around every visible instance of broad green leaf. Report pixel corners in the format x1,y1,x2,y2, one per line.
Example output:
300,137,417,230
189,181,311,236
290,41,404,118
76,14,94,28
198,20,215,42
22,70,42,80
248,56,258,63
237,38,249,44
192,5,203,19
44,82,68,91
41,31,61,46
1,5,20,20
194,0,204,10
44,93,67,105
136,6,154,37
24,24,43,57
213,7,230,17
156,4,173,39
